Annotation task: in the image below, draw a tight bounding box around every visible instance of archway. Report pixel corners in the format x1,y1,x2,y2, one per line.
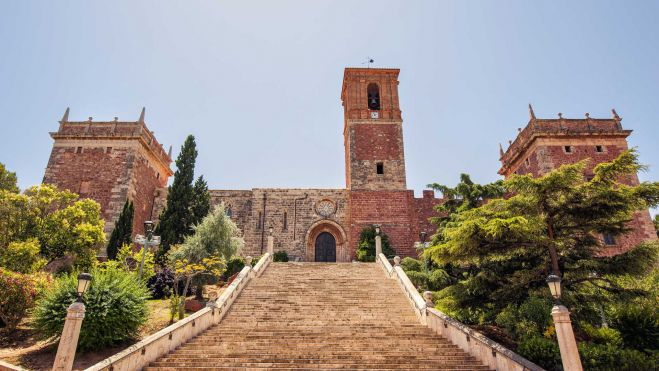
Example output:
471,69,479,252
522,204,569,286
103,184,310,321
305,220,349,262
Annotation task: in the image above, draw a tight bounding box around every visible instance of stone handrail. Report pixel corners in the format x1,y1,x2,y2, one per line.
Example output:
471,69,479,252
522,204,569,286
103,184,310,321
378,253,544,371
84,253,273,371
0,360,25,371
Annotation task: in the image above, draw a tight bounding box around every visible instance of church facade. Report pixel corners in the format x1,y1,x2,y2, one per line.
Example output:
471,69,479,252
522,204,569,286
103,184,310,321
42,67,656,260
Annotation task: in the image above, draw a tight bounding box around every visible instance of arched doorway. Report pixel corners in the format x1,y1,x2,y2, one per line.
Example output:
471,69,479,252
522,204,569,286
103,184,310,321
305,220,349,262
315,232,336,262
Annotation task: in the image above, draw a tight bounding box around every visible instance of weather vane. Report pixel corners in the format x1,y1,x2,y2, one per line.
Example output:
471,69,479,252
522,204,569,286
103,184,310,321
362,57,374,68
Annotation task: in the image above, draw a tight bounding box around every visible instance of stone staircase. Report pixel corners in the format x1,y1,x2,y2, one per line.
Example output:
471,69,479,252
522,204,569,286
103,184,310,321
145,263,491,370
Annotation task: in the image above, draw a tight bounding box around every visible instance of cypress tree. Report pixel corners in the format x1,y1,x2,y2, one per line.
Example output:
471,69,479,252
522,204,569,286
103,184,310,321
155,135,198,263
106,200,134,260
191,175,211,226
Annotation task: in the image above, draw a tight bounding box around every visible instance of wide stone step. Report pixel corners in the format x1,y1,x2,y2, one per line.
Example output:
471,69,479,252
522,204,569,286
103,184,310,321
147,362,489,370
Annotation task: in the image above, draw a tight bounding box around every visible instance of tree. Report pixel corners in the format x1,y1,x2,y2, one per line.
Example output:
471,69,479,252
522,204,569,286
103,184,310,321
106,200,134,260
168,204,243,318
654,214,659,237
191,175,211,226
0,162,18,193
427,173,506,244
156,135,198,263
424,150,659,322
0,185,105,270
356,226,395,261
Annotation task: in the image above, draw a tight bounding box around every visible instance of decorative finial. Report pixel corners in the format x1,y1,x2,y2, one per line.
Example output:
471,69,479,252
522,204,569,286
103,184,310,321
528,103,536,120
508,140,512,145
88,117,93,122
113,117,118,122
167,145,172,158
558,112,563,119
585,112,590,118
517,127,522,133
60,107,70,123
138,107,145,123
499,143,504,157
612,108,620,120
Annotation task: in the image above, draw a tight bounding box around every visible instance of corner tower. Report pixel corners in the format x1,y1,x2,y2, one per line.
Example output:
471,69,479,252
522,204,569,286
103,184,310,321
43,108,173,254
342,68,406,190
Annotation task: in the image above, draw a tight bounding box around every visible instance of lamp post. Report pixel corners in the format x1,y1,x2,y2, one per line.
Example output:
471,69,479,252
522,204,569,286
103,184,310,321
53,273,92,371
267,226,274,254
546,274,583,371
134,220,160,281
373,224,382,257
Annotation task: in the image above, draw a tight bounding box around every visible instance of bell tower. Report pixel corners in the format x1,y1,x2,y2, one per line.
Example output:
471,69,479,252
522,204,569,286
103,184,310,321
341,68,406,190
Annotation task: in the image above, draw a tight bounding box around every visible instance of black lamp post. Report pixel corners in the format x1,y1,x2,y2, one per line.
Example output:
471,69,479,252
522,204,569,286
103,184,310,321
76,273,92,303
268,226,274,236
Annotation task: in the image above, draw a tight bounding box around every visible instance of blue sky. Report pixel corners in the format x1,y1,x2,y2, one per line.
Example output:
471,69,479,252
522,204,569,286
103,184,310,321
2,1,659,203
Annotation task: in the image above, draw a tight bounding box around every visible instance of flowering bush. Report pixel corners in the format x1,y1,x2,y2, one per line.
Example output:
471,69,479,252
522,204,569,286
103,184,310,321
0,268,39,329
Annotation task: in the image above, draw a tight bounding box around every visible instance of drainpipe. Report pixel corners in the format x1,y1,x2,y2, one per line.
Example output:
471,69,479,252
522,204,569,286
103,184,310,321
293,193,308,241
260,192,267,253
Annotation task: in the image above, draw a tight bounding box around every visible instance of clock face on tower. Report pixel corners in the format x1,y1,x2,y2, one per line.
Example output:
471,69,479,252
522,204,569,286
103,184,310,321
370,111,379,119
315,199,336,218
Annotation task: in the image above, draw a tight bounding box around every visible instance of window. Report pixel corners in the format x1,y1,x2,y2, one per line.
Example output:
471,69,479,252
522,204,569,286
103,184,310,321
525,158,530,166
257,211,262,229
564,145,572,153
283,211,288,230
226,207,232,217
156,173,160,179
79,180,91,194
603,233,616,246
76,147,83,154
595,145,604,153
367,83,380,110
106,147,112,154
376,162,384,175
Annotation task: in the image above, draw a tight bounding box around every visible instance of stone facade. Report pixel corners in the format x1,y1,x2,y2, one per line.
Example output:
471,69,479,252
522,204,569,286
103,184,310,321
499,108,657,255
42,68,656,262
43,109,173,255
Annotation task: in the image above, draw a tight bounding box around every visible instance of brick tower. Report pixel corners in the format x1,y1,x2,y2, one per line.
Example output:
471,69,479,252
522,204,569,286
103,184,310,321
43,108,173,254
343,68,418,256
499,107,657,255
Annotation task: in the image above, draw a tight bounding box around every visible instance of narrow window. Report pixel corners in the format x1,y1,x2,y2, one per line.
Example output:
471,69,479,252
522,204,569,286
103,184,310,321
603,233,616,246
376,162,384,175
226,207,232,217
367,83,380,110
283,211,288,230
106,147,112,154
564,145,572,153
156,173,160,179
257,211,262,229
595,145,604,153
76,147,83,154
525,158,530,166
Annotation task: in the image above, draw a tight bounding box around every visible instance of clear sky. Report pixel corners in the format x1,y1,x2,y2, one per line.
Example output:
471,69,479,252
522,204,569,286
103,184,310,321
2,1,658,205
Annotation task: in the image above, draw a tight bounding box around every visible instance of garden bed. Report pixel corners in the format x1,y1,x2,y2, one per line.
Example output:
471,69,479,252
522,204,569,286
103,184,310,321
0,298,196,371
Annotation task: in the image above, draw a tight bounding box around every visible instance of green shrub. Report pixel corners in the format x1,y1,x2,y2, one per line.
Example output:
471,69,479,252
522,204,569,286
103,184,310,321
33,265,149,350
356,226,395,262
581,323,623,346
495,296,552,340
401,257,422,272
517,336,561,370
222,257,245,281
579,342,658,371
610,302,659,352
0,268,40,329
0,238,46,273
273,251,289,262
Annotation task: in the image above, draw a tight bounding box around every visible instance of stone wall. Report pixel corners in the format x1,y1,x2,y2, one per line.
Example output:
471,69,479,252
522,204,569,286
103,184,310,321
211,189,350,261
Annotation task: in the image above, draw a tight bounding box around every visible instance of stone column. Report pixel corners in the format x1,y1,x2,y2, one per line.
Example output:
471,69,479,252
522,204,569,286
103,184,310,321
267,235,274,254
552,305,583,371
52,302,85,371
375,235,382,256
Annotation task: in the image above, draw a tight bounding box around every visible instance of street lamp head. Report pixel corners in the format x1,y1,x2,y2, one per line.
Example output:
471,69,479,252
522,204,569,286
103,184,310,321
373,224,381,235
144,220,154,234
546,274,562,300
420,231,427,243
76,272,92,302
268,226,274,236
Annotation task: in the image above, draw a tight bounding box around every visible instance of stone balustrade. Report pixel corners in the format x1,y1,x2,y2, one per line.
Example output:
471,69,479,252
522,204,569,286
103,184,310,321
377,253,544,371
84,252,273,371
0,360,25,371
